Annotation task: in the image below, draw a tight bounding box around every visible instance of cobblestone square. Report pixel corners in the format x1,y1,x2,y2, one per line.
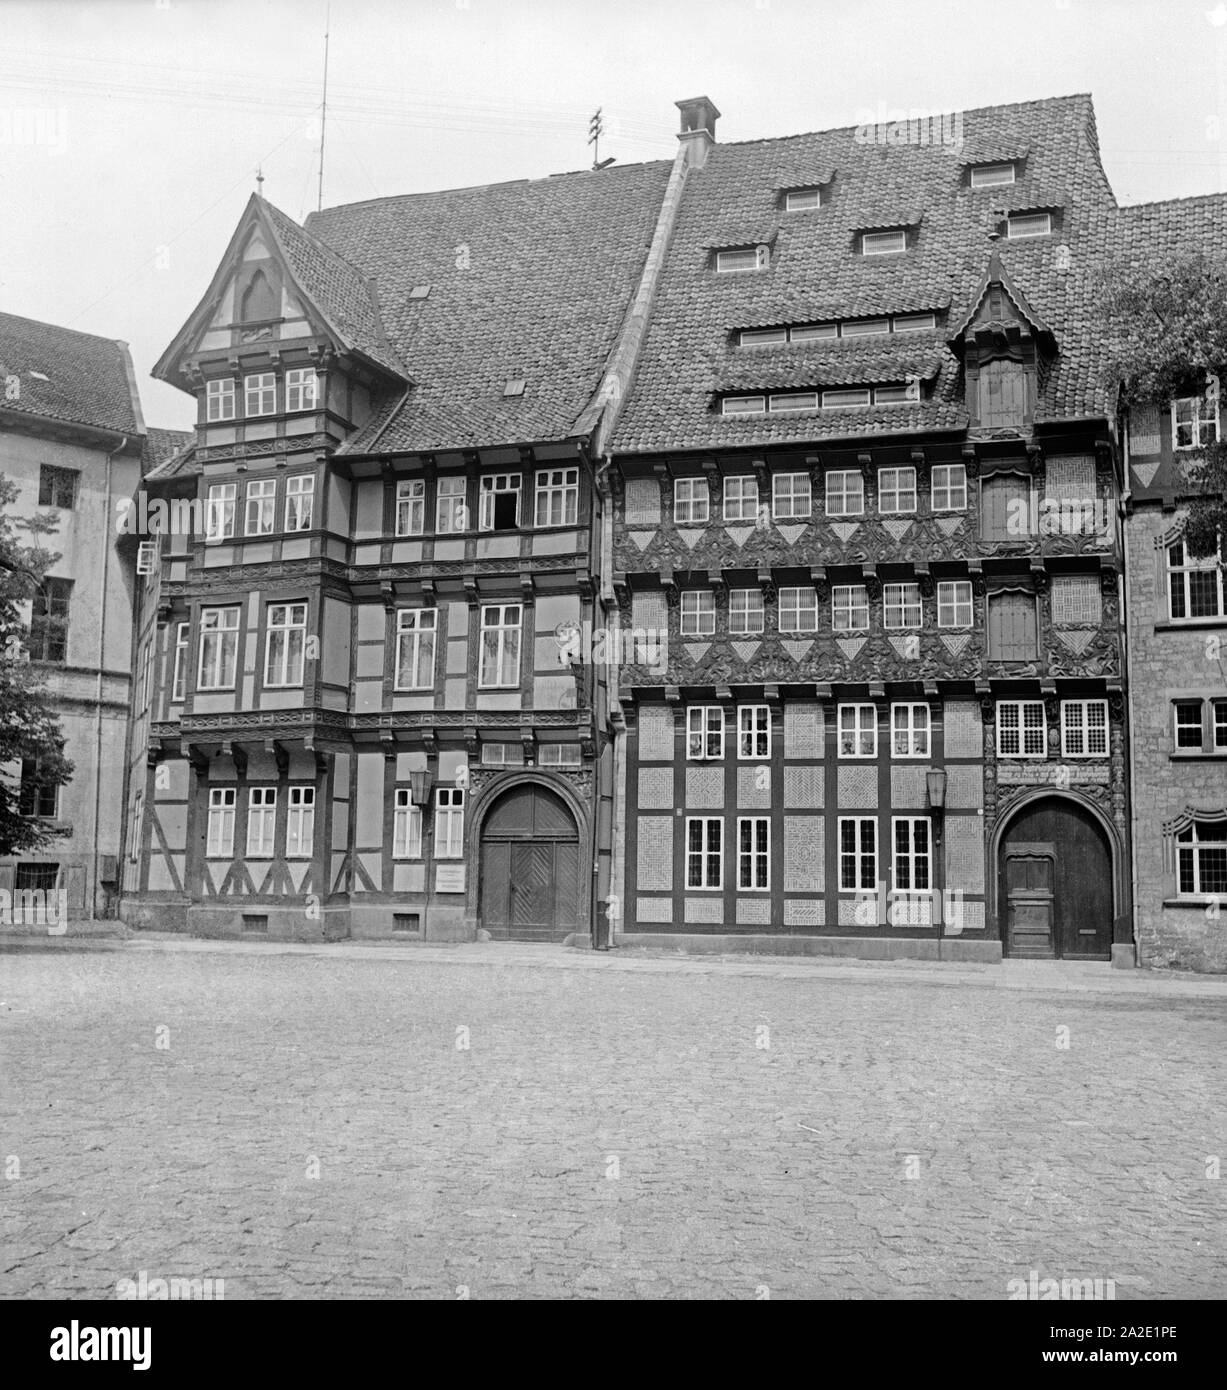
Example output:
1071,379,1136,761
1,941,1224,1299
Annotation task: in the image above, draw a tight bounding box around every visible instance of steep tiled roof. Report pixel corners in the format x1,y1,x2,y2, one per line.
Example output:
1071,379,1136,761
303,159,673,453
611,93,1120,454
140,427,194,478
0,311,142,436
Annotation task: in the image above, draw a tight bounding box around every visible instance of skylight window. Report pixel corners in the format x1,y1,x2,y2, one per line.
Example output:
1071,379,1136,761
716,246,769,273
790,324,840,342
784,188,823,212
840,318,890,338
769,392,819,413
861,229,907,256
1007,212,1052,240
722,395,767,415
739,328,789,347
736,313,936,348
822,389,872,409
720,383,923,415
970,162,1016,188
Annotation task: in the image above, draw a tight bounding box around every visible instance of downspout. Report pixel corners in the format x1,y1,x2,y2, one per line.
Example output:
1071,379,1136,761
95,434,127,919
1119,412,1140,967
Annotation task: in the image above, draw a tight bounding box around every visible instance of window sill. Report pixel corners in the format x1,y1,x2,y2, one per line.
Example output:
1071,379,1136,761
1170,752,1227,760
1162,897,1227,909
1154,619,1227,632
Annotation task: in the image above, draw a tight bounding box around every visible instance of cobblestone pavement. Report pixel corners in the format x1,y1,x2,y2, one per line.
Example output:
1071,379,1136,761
1,939,1224,1299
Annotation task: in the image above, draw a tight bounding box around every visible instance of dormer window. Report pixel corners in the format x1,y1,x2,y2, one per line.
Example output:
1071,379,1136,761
715,245,770,273
736,312,937,348
840,318,890,338
769,392,819,413
721,395,766,415
970,162,1016,188
1006,212,1052,240
784,187,823,212
861,229,907,256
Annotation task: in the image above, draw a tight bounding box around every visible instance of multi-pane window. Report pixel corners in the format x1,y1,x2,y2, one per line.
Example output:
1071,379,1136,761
206,788,235,857
396,608,437,690
893,818,931,891
285,368,319,412
686,817,723,889
205,378,235,422
772,472,812,519
778,586,818,633
392,789,423,858
478,604,521,689
937,580,973,628
436,476,467,533
680,590,716,636
435,788,465,858
825,470,864,516
674,477,710,524
394,479,426,537
1172,396,1220,450
878,467,917,514
838,704,877,758
891,703,930,758
832,585,870,633
883,583,922,630
839,818,877,890
738,818,770,890
244,372,276,417
205,483,236,541
538,743,582,768
247,788,277,857
264,602,307,688
1176,818,1227,896
284,475,315,531
930,464,967,511
27,577,71,663
198,606,240,690
138,641,151,712
479,473,521,531
686,706,724,760
988,591,1038,660
1217,702,1227,751
723,475,759,522
18,758,57,818
286,787,315,858
1174,700,1204,749
1167,540,1225,620
729,589,764,635
38,465,78,509
245,478,276,536
535,468,579,527
738,705,770,759
172,621,189,702
997,700,1046,757
1061,699,1109,757
861,229,907,255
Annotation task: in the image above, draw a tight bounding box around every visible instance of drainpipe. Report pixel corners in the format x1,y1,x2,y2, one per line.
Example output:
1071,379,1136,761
94,435,127,920
1119,486,1139,969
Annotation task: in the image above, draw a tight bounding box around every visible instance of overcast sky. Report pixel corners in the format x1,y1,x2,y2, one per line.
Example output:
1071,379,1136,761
3,0,1226,431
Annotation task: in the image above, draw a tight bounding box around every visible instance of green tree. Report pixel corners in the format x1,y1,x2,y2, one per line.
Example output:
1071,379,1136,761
0,473,73,854
1097,248,1227,560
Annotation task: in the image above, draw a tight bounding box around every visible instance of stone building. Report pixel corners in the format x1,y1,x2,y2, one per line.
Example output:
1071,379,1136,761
0,310,187,921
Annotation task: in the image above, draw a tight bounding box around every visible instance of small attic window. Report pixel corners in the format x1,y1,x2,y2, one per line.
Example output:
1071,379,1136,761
861,229,907,256
970,162,1016,188
721,395,767,415
893,313,937,333
840,318,891,338
784,188,824,212
716,246,769,273
503,379,526,397
1007,212,1052,240
408,285,431,300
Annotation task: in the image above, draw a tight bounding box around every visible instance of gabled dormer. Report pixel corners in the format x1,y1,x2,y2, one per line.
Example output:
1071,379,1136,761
949,243,1056,434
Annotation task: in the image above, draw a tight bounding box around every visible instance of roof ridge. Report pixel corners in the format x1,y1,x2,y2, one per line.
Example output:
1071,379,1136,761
0,308,131,350
1119,191,1227,211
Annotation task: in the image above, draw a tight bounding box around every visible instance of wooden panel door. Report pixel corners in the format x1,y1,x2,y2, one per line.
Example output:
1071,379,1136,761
1004,851,1055,957
510,842,554,933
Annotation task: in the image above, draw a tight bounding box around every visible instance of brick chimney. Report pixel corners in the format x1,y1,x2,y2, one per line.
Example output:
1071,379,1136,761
676,96,720,169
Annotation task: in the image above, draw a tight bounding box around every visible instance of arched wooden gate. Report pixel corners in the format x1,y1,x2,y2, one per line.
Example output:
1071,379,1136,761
478,783,580,941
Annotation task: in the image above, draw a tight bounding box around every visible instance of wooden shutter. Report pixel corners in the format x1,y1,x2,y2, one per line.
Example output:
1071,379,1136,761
988,591,1037,660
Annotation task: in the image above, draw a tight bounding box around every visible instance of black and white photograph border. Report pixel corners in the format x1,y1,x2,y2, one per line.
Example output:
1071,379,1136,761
0,0,1224,1336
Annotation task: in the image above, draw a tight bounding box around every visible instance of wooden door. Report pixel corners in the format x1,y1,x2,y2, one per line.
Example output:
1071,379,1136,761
1005,851,1055,957
479,784,580,941
510,842,554,932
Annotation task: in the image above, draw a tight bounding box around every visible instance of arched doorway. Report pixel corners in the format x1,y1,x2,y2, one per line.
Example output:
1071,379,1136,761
998,796,1113,960
478,783,580,941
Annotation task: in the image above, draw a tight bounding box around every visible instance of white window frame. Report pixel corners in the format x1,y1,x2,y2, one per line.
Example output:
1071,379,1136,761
930,463,967,511
822,389,872,409
878,467,917,515
861,229,907,256
244,372,277,417
198,605,240,691
937,580,973,629
839,817,877,891
838,703,877,759
729,588,764,635
285,367,319,413
171,621,189,703
892,817,932,892
534,467,579,528
997,700,1047,758
538,743,582,768
478,603,522,690
723,475,759,522
685,817,723,889
435,788,465,859
883,583,922,631
778,586,818,633
772,472,812,519
825,470,864,516
246,786,277,859
680,590,716,637
784,188,822,212
893,313,938,333
841,318,891,339
284,474,315,532
395,608,437,691
1166,539,1225,620
1006,212,1052,240
286,786,315,858
206,787,235,858
393,789,423,859
686,706,724,761
716,247,765,273
395,479,425,537
674,477,709,525
721,395,767,415
891,703,931,759
264,602,307,689
478,474,522,531
245,478,277,536
1174,700,1205,751
206,378,236,422
1176,819,1227,897
737,705,770,760
970,162,1016,188
436,476,468,534
1171,396,1220,451
205,483,236,542
1061,699,1109,758
832,585,870,634
738,817,771,890
1216,701,1227,751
